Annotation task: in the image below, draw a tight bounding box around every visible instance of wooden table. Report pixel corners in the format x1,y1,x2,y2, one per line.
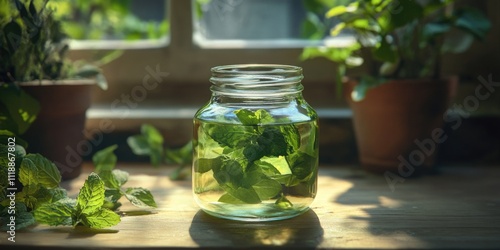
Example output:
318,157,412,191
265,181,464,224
2,164,500,249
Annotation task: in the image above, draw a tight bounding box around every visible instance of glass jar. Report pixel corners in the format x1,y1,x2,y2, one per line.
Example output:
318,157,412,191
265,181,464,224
192,64,319,221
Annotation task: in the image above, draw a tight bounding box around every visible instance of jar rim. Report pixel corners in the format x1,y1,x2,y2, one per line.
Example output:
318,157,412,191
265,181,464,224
211,64,302,75
209,64,304,97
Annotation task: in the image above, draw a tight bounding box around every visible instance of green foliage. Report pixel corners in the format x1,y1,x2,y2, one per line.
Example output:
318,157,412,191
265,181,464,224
0,203,35,229
0,81,40,135
0,141,157,230
124,187,157,209
0,0,109,83
127,124,193,180
20,154,61,188
73,173,120,228
0,0,113,136
0,148,72,230
300,0,351,40
34,173,121,229
48,0,169,40
0,3,50,135
33,199,74,226
92,145,157,210
301,0,492,100
195,109,318,205
127,124,163,166
0,0,68,83
15,154,65,211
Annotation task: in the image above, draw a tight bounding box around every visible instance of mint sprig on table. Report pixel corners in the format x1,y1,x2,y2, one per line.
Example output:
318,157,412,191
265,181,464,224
127,124,193,180
34,173,120,228
0,143,157,230
194,109,317,206
92,145,157,211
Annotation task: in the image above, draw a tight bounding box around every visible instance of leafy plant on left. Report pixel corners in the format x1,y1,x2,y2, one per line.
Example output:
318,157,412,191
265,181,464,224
0,0,108,86
48,0,169,40
0,143,157,230
0,0,112,135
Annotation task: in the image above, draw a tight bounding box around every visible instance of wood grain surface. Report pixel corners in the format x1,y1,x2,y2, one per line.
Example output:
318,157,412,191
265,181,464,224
2,164,499,249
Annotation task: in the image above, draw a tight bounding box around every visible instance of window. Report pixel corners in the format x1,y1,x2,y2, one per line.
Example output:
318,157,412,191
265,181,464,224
70,0,498,165
50,0,169,49
196,0,305,40
193,0,353,48
80,0,357,131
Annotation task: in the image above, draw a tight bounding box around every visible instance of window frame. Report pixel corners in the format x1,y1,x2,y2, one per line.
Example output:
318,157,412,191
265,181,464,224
78,0,500,134
77,0,361,131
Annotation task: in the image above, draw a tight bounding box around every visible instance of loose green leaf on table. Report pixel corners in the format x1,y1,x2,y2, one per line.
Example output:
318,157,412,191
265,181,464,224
93,144,118,172
73,172,120,228
92,145,157,210
34,198,75,227
124,188,157,209
81,208,120,229
75,172,106,216
0,142,156,230
103,189,123,211
34,173,120,229
1,203,36,230
20,154,61,188
127,124,164,166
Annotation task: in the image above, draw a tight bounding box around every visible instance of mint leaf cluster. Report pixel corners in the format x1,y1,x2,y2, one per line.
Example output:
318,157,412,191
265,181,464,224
1,151,65,230
194,109,318,205
127,124,192,180
34,173,120,229
92,145,157,211
0,142,157,230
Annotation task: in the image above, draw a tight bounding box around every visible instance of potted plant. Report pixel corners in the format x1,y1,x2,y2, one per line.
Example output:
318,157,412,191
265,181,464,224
302,0,491,174
0,0,108,179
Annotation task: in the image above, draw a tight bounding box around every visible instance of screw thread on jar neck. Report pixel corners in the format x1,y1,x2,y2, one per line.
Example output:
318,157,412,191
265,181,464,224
210,64,304,98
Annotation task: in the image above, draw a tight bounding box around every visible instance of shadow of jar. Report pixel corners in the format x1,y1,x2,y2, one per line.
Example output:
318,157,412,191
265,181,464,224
189,209,324,248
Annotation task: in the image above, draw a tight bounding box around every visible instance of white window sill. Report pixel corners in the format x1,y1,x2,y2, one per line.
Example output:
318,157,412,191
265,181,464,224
193,33,356,49
86,106,353,120
69,37,170,50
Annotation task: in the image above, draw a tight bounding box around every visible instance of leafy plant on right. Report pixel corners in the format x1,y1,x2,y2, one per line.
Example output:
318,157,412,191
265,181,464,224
301,0,491,100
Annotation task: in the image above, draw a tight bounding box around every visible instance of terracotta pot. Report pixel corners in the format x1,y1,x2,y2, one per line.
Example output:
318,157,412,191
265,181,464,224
345,77,457,175
22,80,96,180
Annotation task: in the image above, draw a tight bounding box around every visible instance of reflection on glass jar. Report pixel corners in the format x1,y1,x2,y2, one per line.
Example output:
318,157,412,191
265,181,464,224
193,64,319,221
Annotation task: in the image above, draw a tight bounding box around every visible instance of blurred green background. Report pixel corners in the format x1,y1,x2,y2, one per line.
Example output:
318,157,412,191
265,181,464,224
48,0,169,40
